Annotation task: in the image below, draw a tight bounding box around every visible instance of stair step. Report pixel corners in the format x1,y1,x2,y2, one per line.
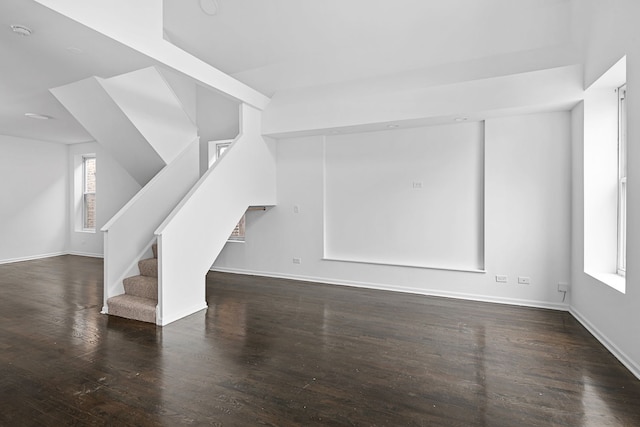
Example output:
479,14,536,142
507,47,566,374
123,275,158,300
107,294,156,323
152,242,158,259
138,258,158,277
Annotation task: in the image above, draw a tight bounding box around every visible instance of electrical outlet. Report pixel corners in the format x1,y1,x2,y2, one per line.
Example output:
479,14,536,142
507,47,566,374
292,257,301,264
518,276,531,285
558,282,570,292
412,181,423,189
293,205,300,214
495,275,508,283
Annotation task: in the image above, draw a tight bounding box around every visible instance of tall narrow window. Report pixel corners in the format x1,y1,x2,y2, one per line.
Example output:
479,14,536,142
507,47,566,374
617,85,627,276
83,155,96,231
584,56,626,292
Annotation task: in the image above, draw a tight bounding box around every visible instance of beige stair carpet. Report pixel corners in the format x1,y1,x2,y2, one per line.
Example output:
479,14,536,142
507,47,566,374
106,243,158,324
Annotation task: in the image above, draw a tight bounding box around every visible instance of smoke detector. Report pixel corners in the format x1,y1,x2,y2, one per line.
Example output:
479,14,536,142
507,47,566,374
199,0,219,16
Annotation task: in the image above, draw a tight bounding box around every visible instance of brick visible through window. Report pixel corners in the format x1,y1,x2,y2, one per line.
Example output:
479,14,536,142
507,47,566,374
83,155,96,230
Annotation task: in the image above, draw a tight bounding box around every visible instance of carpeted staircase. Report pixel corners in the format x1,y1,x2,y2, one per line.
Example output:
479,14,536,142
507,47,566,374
107,243,158,323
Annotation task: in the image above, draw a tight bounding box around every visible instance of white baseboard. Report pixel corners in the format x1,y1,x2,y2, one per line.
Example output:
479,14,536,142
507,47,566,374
0,251,104,265
210,267,570,312
66,251,103,258
0,252,67,265
570,307,640,380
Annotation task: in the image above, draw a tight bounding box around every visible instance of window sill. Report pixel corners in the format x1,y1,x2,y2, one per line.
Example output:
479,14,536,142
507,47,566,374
76,229,96,234
226,239,245,244
585,271,626,294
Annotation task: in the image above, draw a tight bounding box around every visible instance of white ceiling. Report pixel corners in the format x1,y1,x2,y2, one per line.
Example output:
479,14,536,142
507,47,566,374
163,0,577,95
1,0,579,144
0,0,154,144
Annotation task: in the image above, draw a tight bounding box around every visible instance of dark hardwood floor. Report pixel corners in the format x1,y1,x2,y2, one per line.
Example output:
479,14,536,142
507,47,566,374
1,255,639,426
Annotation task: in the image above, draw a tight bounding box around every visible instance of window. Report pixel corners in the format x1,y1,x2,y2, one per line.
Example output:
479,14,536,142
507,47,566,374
82,155,96,230
216,142,230,159
228,214,245,241
215,141,246,242
583,56,626,292
617,85,627,276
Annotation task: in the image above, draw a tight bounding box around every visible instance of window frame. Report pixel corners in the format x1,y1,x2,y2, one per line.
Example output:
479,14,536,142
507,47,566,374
617,84,627,276
215,142,246,242
82,155,96,231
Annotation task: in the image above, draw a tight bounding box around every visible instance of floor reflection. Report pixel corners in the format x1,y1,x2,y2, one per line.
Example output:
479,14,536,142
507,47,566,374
581,377,616,426
3,258,640,425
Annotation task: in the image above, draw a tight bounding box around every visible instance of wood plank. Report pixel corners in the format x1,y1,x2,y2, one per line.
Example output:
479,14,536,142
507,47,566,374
1,255,639,425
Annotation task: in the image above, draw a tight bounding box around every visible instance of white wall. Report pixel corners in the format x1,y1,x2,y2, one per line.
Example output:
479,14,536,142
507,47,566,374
324,122,484,271
214,111,571,309
0,135,68,263
159,67,198,125
102,67,198,165
197,86,240,142
263,65,582,136
570,0,640,378
67,142,141,257
197,87,240,175
157,104,276,325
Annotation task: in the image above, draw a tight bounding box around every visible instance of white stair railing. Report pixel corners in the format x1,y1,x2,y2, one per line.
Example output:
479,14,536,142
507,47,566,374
101,138,200,313
154,104,276,325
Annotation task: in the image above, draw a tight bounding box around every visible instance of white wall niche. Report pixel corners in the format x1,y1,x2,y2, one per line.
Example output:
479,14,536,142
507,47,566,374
323,122,485,272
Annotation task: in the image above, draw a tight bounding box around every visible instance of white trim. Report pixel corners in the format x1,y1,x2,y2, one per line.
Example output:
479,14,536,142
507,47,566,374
322,257,486,274
76,229,97,234
585,271,626,294
66,251,104,258
0,251,105,265
570,307,640,380
157,302,208,326
0,252,67,265
210,267,568,312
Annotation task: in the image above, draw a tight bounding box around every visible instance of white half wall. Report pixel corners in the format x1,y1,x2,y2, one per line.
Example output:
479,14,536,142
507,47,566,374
67,142,141,257
213,111,571,310
0,135,67,263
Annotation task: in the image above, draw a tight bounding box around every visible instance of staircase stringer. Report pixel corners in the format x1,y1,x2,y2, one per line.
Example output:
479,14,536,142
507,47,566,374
102,138,201,312
100,67,198,165
154,104,277,326
51,76,166,187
